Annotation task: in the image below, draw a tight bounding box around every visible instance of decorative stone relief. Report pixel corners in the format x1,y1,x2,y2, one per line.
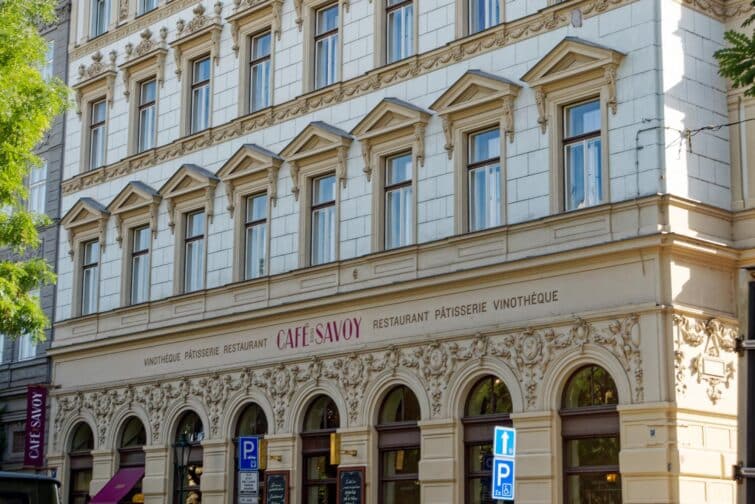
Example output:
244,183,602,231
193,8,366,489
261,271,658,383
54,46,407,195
51,314,644,449
673,314,738,404
73,51,118,113
121,27,169,97
173,2,223,79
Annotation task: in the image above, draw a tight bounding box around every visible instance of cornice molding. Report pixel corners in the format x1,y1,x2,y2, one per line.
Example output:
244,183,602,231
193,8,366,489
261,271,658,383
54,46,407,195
673,0,755,22
62,0,638,197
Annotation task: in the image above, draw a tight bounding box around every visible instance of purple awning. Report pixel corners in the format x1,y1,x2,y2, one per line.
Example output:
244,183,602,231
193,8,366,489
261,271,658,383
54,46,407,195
90,467,144,504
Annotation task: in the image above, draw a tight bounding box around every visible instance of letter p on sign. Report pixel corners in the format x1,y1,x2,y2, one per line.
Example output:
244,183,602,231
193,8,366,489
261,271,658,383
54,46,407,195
239,436,259,471
491,458,515,500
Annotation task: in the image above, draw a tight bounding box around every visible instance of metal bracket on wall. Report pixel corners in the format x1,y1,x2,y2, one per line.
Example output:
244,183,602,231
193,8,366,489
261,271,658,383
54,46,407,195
735,335,755,355
733,463,755,482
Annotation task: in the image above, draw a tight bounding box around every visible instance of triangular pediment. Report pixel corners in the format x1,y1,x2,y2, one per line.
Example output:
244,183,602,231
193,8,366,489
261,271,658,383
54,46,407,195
108,181,161,216
280,121,353,163
352,98,431,139
521,37,624,88
159,163,219,200
430,70,521,116
61,197,110,230
217,144,283,182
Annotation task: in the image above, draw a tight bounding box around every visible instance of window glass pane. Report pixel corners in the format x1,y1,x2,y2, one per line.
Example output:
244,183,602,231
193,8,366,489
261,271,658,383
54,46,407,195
193,58,210,83
140,80,156,104
382,480,420,504
313,175,336,205
246,194,267,222
306,454,337,480
315,34,338,89
379,386,420,423
303,396,340,431
91,0,109,36
90,127,105,169
92,100,107,123
139,0,156,13
387,4,413,63
468,164,500,232
562,365,618,409
120,418,146,448
138,105,156,152
381,448,420,477
251,60,271,111
385,186,412,249
470,128,500,163
470,0,500,33
186,211,205,238
566,473,622,504
565,437,620,468
245,223,267,279
28,163,47,214
467,476,492,504
316,4,338,33
566,100,601,137
311,206,335,265
0,333,4,363
175,412,204,443
17,333,36,360
191,84,210,133
236,404,268,436
42,41,54,80
465,376,512,416
252,32,271,59
82,265,99,315
184,240,204,292
386,154,412,185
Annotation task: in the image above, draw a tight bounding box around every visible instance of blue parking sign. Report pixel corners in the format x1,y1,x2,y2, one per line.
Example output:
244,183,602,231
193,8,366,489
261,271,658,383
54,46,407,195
491,458,515,500
493,426,516,457
238,436,259,471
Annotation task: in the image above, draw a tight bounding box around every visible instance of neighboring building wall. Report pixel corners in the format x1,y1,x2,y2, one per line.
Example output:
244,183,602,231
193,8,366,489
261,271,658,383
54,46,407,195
0,0,69,470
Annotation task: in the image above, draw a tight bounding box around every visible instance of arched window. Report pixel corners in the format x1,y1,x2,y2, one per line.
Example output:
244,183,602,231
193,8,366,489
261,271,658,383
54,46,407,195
301,395,340,504
235,403,268,504
173,412,205,504
462,375,513,504
68,422,94,504
560,365,621,503
377,385,420,504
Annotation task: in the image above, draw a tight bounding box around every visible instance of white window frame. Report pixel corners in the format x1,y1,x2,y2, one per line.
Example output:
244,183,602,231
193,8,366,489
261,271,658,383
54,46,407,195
243,193,269,279
183,209,206,293
466,127,502,232
129,224,151,304
42,40,54,81
190,56,211,134
383,151,414,249
89,98,108,170
27,162,47,215
80,239,101,316
137,78,158,153
90,0,110,38
385,0,414,64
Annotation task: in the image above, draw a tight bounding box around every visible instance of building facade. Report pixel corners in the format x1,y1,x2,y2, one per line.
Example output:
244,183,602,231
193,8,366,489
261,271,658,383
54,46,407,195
47,0,754,502
0,0,71,472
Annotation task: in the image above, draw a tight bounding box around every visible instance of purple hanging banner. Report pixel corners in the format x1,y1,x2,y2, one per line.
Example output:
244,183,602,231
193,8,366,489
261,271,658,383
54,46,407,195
24,385,47,467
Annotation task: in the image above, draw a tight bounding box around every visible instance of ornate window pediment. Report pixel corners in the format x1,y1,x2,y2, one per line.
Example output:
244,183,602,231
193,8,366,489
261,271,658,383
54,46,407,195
107,181,161,245
352,97,431,181
227,0,284,52
280,121,353,199
293,0,350,30
61,197,110,257
171,2,224,80
521,37,624,132
120,27,169,99
72,51,118,115
430,69,520,158
159,163,219,230
217,143,283,212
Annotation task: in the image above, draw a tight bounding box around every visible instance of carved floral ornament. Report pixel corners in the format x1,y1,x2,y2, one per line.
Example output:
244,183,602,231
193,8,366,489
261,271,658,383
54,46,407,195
62,0,638,196
73,51,118,115
51,314,642,449
673,314,738,405
171,2,224,80
228,0,284,53
120,27,169,99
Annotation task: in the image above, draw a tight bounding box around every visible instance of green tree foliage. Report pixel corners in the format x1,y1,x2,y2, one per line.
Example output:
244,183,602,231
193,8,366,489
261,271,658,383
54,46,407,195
0,0,69,342
715,1,755,97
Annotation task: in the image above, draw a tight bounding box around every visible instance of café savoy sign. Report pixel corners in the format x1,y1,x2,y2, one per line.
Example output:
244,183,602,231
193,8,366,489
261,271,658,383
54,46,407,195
24,385,47,467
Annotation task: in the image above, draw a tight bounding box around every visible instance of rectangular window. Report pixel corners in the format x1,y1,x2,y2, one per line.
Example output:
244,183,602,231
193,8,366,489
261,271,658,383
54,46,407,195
469,0,499,34
138,79,157,152
245,193,267,279
190,57,211,134
386,0,413,64
249,31,272,112
42,40,54,80
184,210,205,292
12,431,25,453
384,153,413,249
130,226,150,304
315,4,339,89
468,128,501,231
0,333,4,363
564,99,602,211
91,0,109,37
17,333,36,361
311,174,336,265
139,0,157,15
81,240,100,315
28,162,47,215
89,99,107,170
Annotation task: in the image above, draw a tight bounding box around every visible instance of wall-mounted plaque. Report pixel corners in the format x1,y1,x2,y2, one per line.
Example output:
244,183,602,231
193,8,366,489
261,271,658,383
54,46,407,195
337,466,365,504
265,471,289,504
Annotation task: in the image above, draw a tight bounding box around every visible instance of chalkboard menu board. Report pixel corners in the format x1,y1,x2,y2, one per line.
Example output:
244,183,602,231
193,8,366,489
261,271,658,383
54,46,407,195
265,471,289,504
337,467,365,504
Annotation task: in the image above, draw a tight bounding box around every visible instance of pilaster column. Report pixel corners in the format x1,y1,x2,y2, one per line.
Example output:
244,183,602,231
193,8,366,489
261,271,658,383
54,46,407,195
89,448,116,496
511,410,557,504
617,402,676,504
418,418,456,504
47,453,66,503
142,445,169,504
200,438,231,504
265,434,296,503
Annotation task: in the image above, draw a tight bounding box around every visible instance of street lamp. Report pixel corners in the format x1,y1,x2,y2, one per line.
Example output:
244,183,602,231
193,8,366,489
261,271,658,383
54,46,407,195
173,433,193,504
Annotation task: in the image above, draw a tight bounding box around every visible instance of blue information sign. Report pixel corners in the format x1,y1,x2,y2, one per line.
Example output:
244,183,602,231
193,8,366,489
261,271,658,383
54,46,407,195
238,436,259,471
491,458,515,500
493,426,516,457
